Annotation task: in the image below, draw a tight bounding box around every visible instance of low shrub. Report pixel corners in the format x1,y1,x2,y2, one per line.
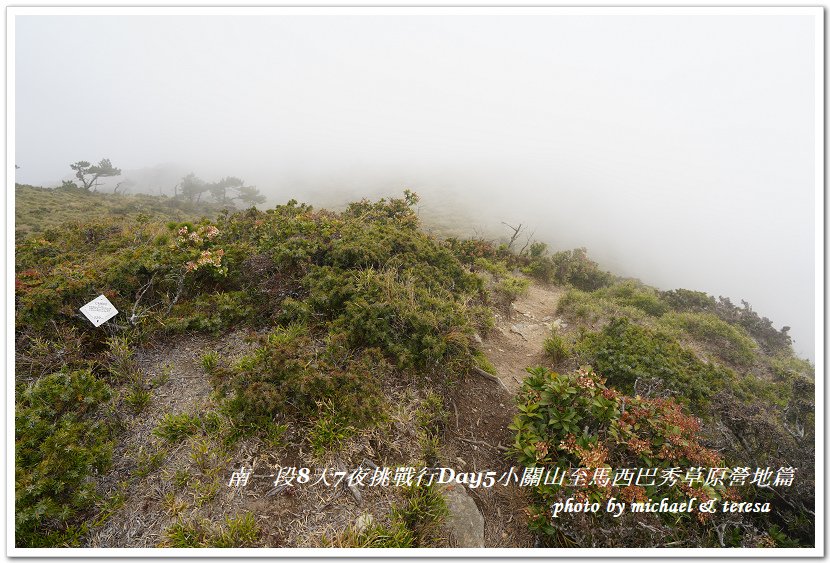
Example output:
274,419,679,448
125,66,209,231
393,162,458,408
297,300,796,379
573,318,736,414
213,326,387,437
15,370,113,547
593,280,669,317
556,289,646,325
327,485,447,548
546,248,616,291
307,400,356,456
510,366,725,547
153,413,202,443
163,512,260,548
494,275,530,308
660,311,757,367
543,332,571,363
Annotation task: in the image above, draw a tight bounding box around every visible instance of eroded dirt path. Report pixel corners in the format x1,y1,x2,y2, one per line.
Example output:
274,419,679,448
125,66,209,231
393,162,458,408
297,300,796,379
482,282,565,393
435,279,566,546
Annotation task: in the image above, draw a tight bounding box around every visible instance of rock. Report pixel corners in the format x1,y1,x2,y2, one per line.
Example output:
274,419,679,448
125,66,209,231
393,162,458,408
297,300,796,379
354,513,374,534
441,484,485,548
552,318,568,329
473,333,483,344
541,316,552,322
509,324,528,341
346,483,363,505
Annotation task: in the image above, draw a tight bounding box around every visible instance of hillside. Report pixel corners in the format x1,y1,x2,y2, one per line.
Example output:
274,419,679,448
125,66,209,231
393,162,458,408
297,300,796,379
14,184,226,242
14,187,815,549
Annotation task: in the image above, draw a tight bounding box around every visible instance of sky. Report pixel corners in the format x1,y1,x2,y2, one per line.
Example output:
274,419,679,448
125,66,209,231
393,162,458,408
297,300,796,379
13,11,818,360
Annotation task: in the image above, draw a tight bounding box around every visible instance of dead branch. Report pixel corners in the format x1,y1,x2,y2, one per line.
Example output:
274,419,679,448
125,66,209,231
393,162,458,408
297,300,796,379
457,436,509,453
129,273,156,325
518,229,536,255
501,222,523,250
165,273,186,317
471,366,509,392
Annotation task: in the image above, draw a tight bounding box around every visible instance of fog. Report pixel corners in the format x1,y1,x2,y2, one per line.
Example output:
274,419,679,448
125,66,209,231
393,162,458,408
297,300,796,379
14,12,818,360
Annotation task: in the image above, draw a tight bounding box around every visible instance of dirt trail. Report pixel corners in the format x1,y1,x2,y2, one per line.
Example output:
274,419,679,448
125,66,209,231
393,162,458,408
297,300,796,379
482,282,565,393
438,279,564,546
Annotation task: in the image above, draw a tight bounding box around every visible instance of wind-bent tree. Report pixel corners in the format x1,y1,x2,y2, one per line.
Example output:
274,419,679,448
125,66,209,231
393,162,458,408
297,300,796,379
208,176,245,204
179,173,209,202
70,159,121,191
208,176,266,207
178,172,266,207
113,178,135,194
236,185,266,207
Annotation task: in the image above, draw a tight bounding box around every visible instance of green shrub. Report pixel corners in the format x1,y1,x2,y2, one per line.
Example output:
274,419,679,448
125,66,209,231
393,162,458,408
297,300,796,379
308,400,356,456
474,256,510,277
327,485,447,548
153,413,202,443
164,513,260,547
214,326,386,437
660,288,717,312
16,370,113,546
594,280,669,317
495,275,530,306
306,265,475,373
556,289,646,325
660,311,757,367
105,336,139,382
574,317,736,414
661,289,793,355
124,386,152,413
543,332,571,363
200,350,219,372
517,244,614,289
166,291,258,334
548,248,615,290
472,350,497,375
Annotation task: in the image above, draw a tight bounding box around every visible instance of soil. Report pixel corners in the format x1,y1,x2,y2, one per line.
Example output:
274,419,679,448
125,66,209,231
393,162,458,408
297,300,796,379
484,283,565,392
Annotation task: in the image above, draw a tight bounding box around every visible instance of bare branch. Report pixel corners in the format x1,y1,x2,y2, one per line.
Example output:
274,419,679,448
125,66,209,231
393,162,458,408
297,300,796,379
501,222,523,250
129,273,156,325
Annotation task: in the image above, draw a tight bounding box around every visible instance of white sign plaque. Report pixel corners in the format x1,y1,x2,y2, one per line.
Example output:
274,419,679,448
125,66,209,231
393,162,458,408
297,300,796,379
80,294,119,327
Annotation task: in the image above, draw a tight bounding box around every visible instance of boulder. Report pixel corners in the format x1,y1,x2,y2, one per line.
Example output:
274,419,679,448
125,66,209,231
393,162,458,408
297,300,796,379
440,483,485,547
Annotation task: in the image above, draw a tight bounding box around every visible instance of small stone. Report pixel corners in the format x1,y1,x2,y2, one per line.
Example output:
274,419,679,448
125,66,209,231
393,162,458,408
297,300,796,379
473,333,483,344
354,513,374,534
455,457,466,467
